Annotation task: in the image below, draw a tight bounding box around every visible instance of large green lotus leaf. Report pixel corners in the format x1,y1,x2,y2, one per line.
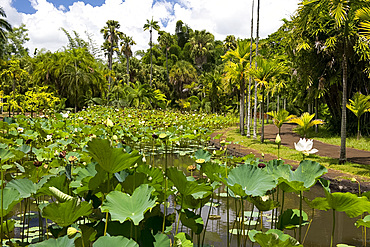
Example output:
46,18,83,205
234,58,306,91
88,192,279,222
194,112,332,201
179,208,204,234
86,138,141,174
328,192,370,218
7,178,38,198
194,149,212,162
153,233,171,247
29,235,75,247
265,160,292,182
174,232,193,247
93,236,138,247
355,215,370,228
249,196,279,212
0,187,21,216
203,162,228,182
336,245,355,247
251,229,302,247
226,164,277,197
0,219,15,235
277,209,309,230
36,174,69,197
42,200,92,227
0,148,15,164
101,184,157,225
305,197,330,211
278,160,327,192
167,167,213,196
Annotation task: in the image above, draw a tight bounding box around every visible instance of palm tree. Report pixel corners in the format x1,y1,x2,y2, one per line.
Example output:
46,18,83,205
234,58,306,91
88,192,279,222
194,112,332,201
143,18,160,87
169,60,197,98
253,0,261,140
222,39,251,135
289,112,324,138
223,35,237,52
100,20,122,91
248,0,255,138
189,30,214,70
267,109,296,135
120,34,136,85
346,92,370,139
158,31,174,84
250,56,287,142
297,0,370,162
0,7,12,57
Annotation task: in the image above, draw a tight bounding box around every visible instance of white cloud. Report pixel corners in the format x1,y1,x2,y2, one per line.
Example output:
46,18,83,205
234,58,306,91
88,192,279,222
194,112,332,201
3,0,300,55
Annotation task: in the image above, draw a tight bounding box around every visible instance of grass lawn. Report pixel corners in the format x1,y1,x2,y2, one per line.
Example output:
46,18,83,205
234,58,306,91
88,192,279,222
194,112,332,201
221,127,370,182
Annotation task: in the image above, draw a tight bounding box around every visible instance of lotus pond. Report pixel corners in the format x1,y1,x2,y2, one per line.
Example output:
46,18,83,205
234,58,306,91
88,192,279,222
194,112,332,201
0,106,369,247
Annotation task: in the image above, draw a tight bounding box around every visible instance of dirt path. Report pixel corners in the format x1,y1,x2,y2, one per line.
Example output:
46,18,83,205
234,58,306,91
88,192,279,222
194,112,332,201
210,124,370,193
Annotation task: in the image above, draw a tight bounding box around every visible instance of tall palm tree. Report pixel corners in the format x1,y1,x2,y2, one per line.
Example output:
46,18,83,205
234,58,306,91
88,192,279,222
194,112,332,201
143,18,160,87
189,30,214,70
0,7,12,58
120,34,136,85
222,40,251,135
250,56,287,143
100,20,122,91
158,31,174,84
223,35,237,52
248,0,255,138
169,60,197,98
297,0,370,162
253,0,261,140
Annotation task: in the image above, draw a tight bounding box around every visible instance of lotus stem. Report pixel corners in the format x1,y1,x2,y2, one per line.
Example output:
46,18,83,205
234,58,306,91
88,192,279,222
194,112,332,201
104,212,109,236
201,193,213,247
1,164,3,245
331,209,336,247
299,190,303,243
162,141,168,233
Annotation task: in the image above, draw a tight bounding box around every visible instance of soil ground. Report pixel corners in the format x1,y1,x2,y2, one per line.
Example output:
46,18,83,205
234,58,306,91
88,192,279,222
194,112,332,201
210,123,370,194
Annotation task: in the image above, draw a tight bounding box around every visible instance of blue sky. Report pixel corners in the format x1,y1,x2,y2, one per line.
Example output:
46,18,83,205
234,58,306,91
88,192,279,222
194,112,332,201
3,0,300,55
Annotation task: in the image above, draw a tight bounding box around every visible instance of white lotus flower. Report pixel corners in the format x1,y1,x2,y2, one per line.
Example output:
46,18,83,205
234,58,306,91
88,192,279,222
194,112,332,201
61,112,68,118
17,127,24,133
46,134,52,141
294,138,318,156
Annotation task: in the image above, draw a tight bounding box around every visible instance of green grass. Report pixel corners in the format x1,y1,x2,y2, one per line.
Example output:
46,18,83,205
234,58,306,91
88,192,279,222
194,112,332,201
221,127,370,181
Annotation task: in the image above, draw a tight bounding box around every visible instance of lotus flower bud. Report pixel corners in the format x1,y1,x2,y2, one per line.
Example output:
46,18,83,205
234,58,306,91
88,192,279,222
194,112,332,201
67,227,79,238
275,134,281,144
106,118,114,127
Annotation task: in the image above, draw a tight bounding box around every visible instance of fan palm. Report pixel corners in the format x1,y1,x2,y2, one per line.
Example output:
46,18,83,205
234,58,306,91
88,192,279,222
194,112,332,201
158,31,174,84
0,7,11,49
267,109,296,135
120,34,136,85
289,112,324,138
250,56,288,142
143,18,160,87
346,92,370,139
169,60,197,99
189,30,214,70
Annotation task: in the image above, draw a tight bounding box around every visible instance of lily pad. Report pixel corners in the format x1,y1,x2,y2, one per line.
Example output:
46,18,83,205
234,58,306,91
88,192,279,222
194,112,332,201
93,235,139,247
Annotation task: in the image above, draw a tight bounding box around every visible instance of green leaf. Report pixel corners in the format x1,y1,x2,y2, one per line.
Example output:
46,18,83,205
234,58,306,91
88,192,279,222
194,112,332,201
329,193,370,218
194,149,212,162
355,215,370,228
42,200,92,227
101,184,157,225
93,236,139,247
179,209,204,234
0,148,15,164
86,138,141,174
7,178,38,198
167,167,212,197
250,229,302,247
249,196,279,212
227,164,277,197
174,232,193,247
277,209,309,230
29,235,75,247
153,233,171,247
0,187,21,216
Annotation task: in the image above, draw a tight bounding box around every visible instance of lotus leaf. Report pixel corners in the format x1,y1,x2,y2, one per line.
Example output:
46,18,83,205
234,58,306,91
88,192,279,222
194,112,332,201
328,192,370,218
93,236,139,247
7,178,38,198
153,233,171,247
0,187,21,216
0,148,14,163
174,232,193,247
226,164,277,197
249,196,279,212
29,235,75,247
278,209,309,230
86,138,141,174
194,149,212,162
249,229,302,247
101,184,157,225
167,167,212,197
179,208,204,234
42,200,92,227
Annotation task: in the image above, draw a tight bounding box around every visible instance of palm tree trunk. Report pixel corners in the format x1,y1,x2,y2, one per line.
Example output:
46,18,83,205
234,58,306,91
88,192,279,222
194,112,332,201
253,0,260,140
150,28,153,87
266,92,269,124
277,94,280,111
339,39,347,163
166,48,169,84
126,56,130,86
315,98,318,133
240,77,245,135
247,0,255,138
108,45,113,91
261,86,265,143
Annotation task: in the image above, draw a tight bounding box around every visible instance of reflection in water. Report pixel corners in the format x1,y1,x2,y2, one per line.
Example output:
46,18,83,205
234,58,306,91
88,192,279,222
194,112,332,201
156,152,364,247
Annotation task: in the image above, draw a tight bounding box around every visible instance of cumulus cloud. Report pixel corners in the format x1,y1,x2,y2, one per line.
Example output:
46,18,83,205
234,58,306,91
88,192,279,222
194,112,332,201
3,0,300,55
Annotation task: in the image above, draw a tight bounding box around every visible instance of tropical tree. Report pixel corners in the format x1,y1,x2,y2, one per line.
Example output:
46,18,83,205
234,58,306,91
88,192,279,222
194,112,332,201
143,18,160,87
222,39,251,135
120,34,136,85
250,56,287,142
248,0,255,137
289,112,324,138
346,92,370,139
267,109,296,135
0,7,12,58
253,0,261,140
296,0,370,162
189,30,214,71
100,20,122,90
158,31,174,84
175,20,191,48
223,35,237,52
169,60,197,99
125,81,167,109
